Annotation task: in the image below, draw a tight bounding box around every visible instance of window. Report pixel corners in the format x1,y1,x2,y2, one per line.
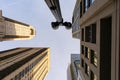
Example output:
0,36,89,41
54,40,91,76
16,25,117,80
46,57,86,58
82,28,84,41
85,23,96,43
80,1,82,17
85,26,91,42
85,47,90,59
91,0,95,4
91,24,96,43
81,59,84,68
91,50,97,67
81,45,84,54
85,0,89,11
80,0,95,18
100,16,112,80
85,63,90,76
91,71,97,80
83,0,86,13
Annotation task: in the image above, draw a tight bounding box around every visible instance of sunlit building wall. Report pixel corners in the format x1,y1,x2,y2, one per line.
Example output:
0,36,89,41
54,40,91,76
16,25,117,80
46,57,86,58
0,11,35,41
0,47,50,80
72,0,120,80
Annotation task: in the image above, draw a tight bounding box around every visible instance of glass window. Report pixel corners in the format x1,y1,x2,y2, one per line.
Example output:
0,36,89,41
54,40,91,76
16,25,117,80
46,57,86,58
91,50,97,67
91,71,97,80
85,26,91,42
85,23,96,43
91,24,96,43
83,0,86,13
81,59,84,68
82,28,84,41
91,0,95,4
85,47,90,59
85,63,90,76
80,1,82,17
81,45,84,54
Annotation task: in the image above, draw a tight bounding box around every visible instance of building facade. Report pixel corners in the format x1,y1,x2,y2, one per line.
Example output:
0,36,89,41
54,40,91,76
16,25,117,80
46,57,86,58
67,64,72,80
0,10,35,41
69,54,82,80
0,47,50,80
72,0,80,39
72,0,120,80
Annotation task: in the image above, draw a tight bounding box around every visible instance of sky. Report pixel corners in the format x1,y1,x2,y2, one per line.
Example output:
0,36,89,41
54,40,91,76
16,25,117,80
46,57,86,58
0,0,80,80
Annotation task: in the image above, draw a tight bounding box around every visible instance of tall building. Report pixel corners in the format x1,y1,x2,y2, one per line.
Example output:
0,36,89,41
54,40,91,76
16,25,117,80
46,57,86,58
72,0,120,80
72,0,80,39
68,54,82,80
0,10,35,41
0,47,50,80
67,64,72,80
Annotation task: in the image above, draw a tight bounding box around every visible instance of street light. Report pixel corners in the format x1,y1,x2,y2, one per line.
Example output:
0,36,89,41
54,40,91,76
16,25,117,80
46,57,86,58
44,0,72,30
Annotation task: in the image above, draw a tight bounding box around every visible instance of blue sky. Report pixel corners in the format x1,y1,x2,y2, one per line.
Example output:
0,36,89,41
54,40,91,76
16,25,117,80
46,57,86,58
0,0,80,80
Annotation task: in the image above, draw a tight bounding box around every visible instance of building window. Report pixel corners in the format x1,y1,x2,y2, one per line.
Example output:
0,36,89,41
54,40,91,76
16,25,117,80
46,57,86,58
85,26,91,42
80,1,82,17
81,45,84,54
81,59,84,68
87,0,91,8
91,0,95,4
91,23,96,43
91,71,97,80
85,0,89,11
80,0,95,18
83,0,86,13
85,23,96,43
91,50,97,67
85,47,90,59
85,63,90,76
82,28,84,41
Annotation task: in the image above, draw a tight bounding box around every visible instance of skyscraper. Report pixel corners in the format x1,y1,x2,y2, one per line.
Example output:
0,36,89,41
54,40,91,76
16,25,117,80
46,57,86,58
0,47,50,80
0,10,35,41
72,0,80,39
67,64,72,80
68,54,82,80
72,0,120,80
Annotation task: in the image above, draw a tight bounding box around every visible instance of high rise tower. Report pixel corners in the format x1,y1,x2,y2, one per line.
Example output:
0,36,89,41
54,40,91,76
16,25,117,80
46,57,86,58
72,0,120,80
0,10,35,41
0,47,50,80
67,54,83,80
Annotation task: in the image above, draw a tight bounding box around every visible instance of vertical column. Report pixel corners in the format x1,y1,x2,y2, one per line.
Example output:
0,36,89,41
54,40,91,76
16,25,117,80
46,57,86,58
116,0,120,80
0,10,5,41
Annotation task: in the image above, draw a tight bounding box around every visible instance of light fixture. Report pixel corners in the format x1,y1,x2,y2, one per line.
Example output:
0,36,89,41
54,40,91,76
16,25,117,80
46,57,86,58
44,0,72,30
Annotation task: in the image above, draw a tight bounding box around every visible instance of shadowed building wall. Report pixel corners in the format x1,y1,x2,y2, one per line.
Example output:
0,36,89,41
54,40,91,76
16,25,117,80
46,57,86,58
72,0,80,39
69,54,82,80
0,47,50,80
72,0,120,80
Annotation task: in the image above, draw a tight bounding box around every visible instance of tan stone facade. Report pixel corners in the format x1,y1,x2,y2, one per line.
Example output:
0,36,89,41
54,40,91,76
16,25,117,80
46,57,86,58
0,11,35,41
0,48,50,80
72,0,120,80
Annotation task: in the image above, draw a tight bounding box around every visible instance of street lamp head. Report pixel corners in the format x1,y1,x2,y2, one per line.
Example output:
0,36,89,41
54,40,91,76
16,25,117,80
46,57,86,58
44,0,72,30
51,22,59,30
63,22,72,29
